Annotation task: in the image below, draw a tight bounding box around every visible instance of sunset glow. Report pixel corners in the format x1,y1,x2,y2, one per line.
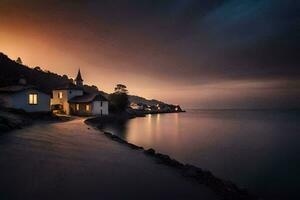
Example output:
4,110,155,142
0,0,298,108
0,1,299,200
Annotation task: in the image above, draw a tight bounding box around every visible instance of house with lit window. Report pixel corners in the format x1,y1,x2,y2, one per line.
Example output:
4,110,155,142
0,79,50,113
50,70,109,116
130,102,145,110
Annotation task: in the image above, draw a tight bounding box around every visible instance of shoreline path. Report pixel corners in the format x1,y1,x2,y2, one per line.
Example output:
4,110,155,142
0,118,219,200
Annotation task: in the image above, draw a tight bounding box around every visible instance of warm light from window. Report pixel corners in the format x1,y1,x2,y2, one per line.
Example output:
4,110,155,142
86,104,90,112
157,104,160,110
76,104,80,111
58,92,63,99
29,94,38,105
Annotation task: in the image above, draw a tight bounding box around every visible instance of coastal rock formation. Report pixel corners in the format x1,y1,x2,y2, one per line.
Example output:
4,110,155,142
0,109,71,134
144,148,156,155
86,119,259,200
0,110,32,133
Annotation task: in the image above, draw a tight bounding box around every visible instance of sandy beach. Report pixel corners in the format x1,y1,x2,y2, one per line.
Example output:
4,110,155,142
0,118,219,200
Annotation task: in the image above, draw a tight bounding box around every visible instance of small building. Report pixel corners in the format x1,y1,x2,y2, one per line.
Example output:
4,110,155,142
130,102,145,110
51,83,84,115
0,84,50,113
68,93,109,116
51,69,109,116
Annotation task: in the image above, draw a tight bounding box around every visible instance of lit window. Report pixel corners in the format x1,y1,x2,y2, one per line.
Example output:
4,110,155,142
86,104,90,112
58,92,63,99
76,104,80,111
29,93,38,105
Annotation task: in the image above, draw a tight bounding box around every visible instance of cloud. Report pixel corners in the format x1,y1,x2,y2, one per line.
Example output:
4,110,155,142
0,0,299,107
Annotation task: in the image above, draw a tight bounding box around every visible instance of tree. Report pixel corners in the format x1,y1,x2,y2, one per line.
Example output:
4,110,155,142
62,75,69,80
109,84,129,112
91,85,98,91
16,57,22,64
34,66,42,71
114,84,128,94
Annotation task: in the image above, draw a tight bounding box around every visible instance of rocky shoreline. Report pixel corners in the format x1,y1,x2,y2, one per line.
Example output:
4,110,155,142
85,118,259,200
86,110,186,129
0,109,72,134
0,111,32,133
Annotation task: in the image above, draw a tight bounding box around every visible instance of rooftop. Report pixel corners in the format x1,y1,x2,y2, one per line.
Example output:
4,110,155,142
68,93,107,103
75,69,83,82
0,85,36,93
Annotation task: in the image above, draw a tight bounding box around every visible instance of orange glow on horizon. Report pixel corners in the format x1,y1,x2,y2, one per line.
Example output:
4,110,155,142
1,4,297,109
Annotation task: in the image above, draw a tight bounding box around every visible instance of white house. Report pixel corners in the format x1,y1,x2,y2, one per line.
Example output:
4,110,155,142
130,102,144,110
0,85,50,113
51,70,109,116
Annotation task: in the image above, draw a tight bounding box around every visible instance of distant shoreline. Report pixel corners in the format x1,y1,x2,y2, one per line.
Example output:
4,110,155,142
185,108,300,111
127,109,186,117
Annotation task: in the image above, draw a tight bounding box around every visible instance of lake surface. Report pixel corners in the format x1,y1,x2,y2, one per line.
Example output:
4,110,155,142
103,110,300,199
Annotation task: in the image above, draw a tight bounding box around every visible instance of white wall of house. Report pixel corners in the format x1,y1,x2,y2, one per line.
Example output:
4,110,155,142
0,89,50,112
51,89,83,114
92,101,109,115
130,103,144,110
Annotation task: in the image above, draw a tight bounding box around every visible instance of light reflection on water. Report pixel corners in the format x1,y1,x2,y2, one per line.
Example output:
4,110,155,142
103,110,300,200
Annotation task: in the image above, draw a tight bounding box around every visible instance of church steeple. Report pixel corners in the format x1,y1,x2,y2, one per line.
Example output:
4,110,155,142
75,69,83,87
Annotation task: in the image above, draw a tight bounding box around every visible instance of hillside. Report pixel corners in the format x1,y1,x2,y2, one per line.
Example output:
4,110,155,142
129,95,165,106
0,53,67,94
0,53,105,95
0,53,168,105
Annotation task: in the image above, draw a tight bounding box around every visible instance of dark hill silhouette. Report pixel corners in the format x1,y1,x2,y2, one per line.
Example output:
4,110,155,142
0,52,173,107
129,95,165,106
0,53,98,95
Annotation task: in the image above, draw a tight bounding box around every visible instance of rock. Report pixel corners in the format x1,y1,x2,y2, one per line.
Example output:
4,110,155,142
144,148,155,155
0,124,11,132
161,158,183,168
103,132,112,136
182,164,203,178
110,135,125,143
127,143,143,150
153,153,184,168
167,159,184,168
202,170,214,181
156,153,170,160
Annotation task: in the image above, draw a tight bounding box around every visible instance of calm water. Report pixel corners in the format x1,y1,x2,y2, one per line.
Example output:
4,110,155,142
103,110,300,199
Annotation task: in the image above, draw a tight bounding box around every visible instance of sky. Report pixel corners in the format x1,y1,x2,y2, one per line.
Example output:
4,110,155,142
0,0,299,108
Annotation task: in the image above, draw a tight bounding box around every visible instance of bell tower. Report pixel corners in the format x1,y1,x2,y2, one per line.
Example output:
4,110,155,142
75,69,83,87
